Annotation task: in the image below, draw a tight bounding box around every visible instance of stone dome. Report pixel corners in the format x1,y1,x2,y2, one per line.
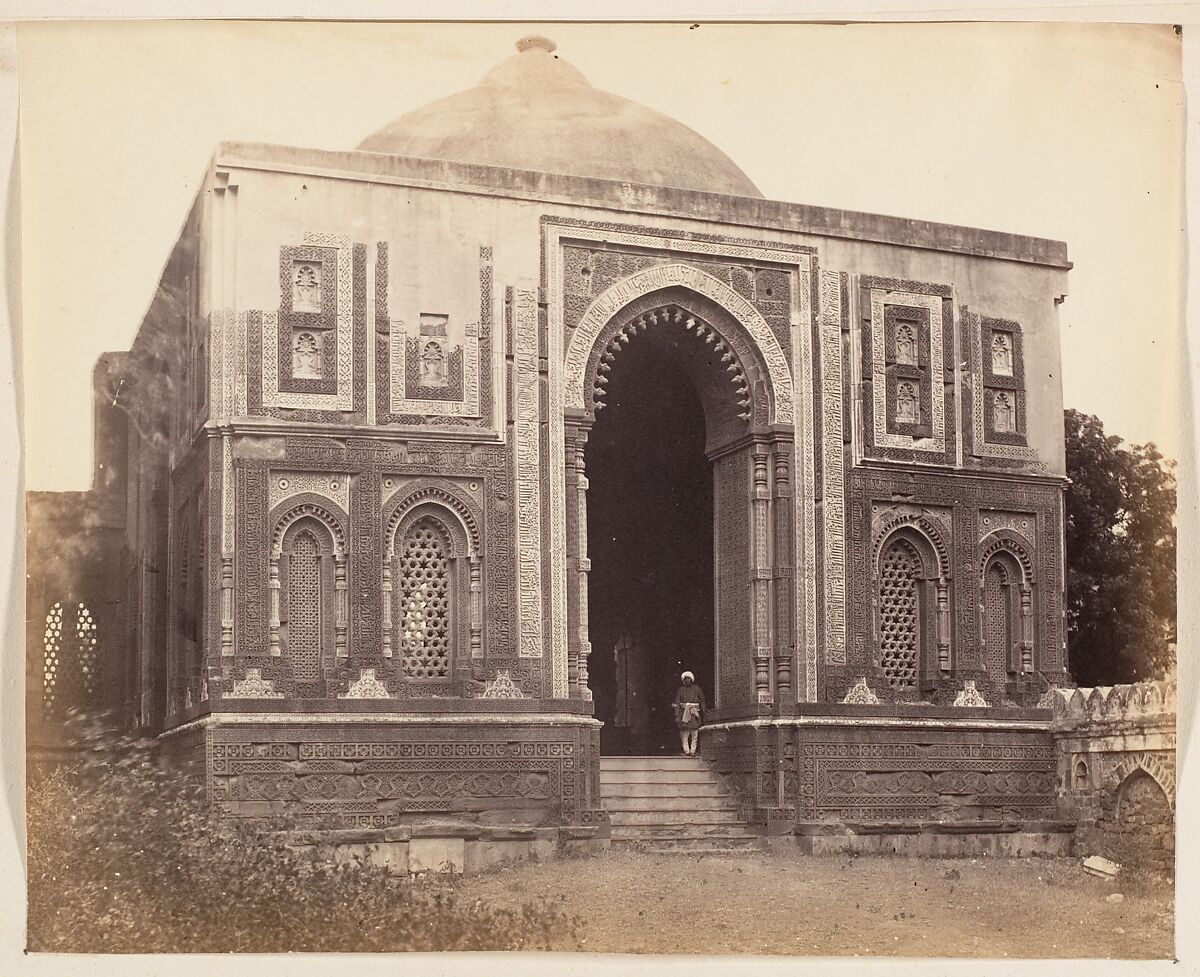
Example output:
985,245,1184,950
357,36,763,198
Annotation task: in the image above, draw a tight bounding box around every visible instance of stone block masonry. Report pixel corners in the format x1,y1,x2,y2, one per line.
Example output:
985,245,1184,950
1048,679,1175,873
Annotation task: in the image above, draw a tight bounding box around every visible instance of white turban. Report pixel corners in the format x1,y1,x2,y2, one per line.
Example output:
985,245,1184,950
681,671,695,682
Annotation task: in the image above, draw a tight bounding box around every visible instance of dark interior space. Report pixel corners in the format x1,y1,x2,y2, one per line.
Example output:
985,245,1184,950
586,340,714,756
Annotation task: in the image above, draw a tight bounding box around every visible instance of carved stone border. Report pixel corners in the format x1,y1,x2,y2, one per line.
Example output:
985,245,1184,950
262,233,354,412
964,310,1041,464
544,218,820,702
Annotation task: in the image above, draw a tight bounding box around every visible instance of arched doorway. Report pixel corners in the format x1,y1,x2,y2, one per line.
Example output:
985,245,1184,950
586,335,713,755
566,286,795,753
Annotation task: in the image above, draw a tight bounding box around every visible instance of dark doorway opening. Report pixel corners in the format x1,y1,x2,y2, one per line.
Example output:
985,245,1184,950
586,341,714,756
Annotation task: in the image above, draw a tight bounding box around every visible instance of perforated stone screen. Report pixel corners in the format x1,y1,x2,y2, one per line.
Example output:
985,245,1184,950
76,603,98,694
984,563,1010,679
878,539,919,689
287,531,322,681
42,602,63,712
42,601,99,715
398,518,451,680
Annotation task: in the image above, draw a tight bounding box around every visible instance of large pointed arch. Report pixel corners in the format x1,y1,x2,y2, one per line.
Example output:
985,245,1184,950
563,263,795,425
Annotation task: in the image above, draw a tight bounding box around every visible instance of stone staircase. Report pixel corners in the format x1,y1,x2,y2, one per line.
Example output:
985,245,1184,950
599,755,765,854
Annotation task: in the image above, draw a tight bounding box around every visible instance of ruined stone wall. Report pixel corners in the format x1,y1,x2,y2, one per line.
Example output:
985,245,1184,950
1049,680,1176,873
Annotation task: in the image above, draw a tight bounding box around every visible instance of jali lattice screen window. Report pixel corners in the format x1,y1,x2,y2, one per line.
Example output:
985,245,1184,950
877,538,921,690
397,517,453,680
42,600,99,717
283,527,325,681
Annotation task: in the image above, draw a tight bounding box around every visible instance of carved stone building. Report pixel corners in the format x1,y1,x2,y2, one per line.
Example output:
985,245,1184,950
30,37,1077,855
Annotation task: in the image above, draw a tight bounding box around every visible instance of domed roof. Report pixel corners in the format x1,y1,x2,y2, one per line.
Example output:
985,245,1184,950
357,36,762,198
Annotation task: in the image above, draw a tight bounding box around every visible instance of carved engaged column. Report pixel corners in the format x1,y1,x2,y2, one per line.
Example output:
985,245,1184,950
751,445,773,704
564,413,594,701
771,443,793,702
220,556,235,656
576,434,593,699
563,427,581,695
380,561,393,658
268,556,281,656
469,558,483,662
1019,583,1034,672
220,433,235,657
334,556,348,658
936,577,951,671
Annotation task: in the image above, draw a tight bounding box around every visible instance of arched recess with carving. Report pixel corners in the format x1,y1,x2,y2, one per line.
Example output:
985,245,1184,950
384,485,482,680
564,270,800,711
1107,752,1176,811
574,286,782,451
872,523,952,691
268,495,349,682
979,531,1036,679
564,264,795,428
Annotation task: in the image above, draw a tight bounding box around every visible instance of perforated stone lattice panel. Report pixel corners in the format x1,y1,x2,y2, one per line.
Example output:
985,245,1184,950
398,518,452,679
42,602,63,712
76,603,98,695
287,531,322,681
983,564,1010,680
42,600,99,716
878,539,919,689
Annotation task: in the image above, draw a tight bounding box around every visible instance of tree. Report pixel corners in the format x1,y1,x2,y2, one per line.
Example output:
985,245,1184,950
1064,409,1176,685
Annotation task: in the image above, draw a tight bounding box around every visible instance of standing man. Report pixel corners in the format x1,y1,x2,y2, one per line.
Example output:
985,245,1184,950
673,671,706,756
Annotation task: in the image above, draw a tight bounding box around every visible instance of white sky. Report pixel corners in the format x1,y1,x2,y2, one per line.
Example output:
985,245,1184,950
15,19,1184,491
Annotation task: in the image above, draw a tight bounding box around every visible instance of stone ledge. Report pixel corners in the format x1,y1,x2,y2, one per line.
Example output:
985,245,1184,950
794,819,1075,837
213,142,1071,269
410,820,484,839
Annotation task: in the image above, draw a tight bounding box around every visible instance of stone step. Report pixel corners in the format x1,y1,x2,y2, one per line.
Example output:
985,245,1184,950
599,756,712,771
599,780,727,798
611,838,765,853
610,822,755,839
600,795,740,813
606,809,744,826
599,770,722,785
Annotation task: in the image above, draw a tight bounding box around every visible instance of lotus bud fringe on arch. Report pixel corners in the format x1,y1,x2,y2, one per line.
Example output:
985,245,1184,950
590,302,753,421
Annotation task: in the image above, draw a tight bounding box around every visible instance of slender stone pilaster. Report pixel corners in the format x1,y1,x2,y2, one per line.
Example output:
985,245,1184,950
380,562,393,658
268,557,281,656
771,443,793,702
751,444,773,704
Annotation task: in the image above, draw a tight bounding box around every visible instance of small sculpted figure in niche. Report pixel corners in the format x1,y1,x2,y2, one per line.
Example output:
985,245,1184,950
992,331,1014,375
896,381,919,424
292,332,321,379
293,262,321,312
993,391,1015,433
421,340,448,386
895,322,918,365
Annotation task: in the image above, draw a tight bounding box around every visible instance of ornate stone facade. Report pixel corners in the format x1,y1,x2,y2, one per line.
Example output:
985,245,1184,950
48,40,1077,854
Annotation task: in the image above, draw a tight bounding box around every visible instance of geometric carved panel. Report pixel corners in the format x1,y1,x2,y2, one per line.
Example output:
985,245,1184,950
798,733,1057,822
378,239,485,421
859,276,956,467
262,233,355,412
963,309,1041,466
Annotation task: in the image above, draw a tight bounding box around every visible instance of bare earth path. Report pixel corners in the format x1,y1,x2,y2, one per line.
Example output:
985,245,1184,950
457,848,1174,958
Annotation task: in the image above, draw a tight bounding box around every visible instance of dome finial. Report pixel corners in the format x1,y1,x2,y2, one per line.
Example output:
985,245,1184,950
516,35,556,54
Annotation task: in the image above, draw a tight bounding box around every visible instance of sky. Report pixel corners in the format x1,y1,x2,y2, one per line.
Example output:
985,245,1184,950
15,19,1184,491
